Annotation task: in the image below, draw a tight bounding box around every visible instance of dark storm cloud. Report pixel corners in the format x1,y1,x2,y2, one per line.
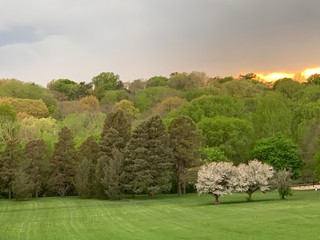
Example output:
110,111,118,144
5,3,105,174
0,26,47,47
1,0,320,84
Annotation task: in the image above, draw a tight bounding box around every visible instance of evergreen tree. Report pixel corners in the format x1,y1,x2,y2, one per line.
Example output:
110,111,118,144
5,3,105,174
96,110,131,198
12,167,34,200
49,127,77,197
101,148,123,200
0,139,21,199
24,139,48,198
75,136,99,198
124,116,173,198
168,116,202,195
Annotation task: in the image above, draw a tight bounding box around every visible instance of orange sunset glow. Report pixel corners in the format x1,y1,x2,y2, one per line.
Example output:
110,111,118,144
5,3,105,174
255,67,320,83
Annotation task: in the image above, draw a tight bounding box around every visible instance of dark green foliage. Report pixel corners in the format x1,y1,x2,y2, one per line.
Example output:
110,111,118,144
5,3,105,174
24,139,48,198
12,168,34,200
49,127,77,197
124,116,173,198
307,74,320,85
96,110,131,199
75,158,94,198
101,148,123,200
0,139,21,199
273,78,304,99
101,110,131,148
168,116,201,195
253,134,302,178
47,79,81,101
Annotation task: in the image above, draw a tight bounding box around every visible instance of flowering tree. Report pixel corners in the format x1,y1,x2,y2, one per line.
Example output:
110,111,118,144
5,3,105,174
195,162,238,204
237,160,274,201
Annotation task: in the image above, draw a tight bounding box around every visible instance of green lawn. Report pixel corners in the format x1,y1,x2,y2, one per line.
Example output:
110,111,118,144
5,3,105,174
0,191,319,240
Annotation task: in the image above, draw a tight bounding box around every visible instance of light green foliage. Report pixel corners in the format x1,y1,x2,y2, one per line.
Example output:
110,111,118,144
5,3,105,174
253,134,302,178
112,100,139,122
0,79,56,110
146,76,168,88
101,90,129,104
166,95,246,124
0,97,49,118
201,147,228,162
252,93,292,139
273,78,304,99
221,79,268,98
0,104,17,122
133,86,180,112
59,112,105,147
19,117,58,151
92,72,120,91
184,86,222,101
198,116,253,163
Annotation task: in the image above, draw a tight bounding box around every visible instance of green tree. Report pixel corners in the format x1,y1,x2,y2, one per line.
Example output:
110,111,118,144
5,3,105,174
168,116,201,195
166,95,246,124
101,148,123,200
129,79,146,94
24,139,48,198
124,116,173,198
92,72,120,99
252,93,292,139
12,167,34,200
96,110,131,198
49,127,77,197
198,116,253,163
253,134,302,178
47,79,80,101
146,76,168,88
0,139,21,199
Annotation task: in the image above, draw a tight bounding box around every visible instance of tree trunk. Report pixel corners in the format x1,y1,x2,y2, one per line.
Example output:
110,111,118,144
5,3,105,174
8,187,12,200
182,183,186,195
177,178,182,196
247,192,253,201
213,194,220,204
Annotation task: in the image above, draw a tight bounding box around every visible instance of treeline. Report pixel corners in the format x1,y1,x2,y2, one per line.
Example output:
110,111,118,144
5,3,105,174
0,107,201,199
1,72,320,200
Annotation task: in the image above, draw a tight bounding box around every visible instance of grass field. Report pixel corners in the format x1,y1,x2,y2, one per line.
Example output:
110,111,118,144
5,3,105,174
0,191,319,240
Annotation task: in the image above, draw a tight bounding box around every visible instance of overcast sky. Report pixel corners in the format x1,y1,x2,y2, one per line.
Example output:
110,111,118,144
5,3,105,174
1,0,320,85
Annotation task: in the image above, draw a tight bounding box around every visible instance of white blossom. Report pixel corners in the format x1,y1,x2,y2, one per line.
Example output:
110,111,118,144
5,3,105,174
195,162,238,203
237,159,274,200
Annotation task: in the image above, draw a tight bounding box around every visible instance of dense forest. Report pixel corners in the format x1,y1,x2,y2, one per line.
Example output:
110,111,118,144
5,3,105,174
1,71,320,200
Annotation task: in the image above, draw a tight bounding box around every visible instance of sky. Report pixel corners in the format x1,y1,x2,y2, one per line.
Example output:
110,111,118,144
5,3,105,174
1,0,320,86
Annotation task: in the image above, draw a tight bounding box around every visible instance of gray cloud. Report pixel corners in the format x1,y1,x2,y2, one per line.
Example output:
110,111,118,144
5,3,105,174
0,26,48,47
0,0,320,85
